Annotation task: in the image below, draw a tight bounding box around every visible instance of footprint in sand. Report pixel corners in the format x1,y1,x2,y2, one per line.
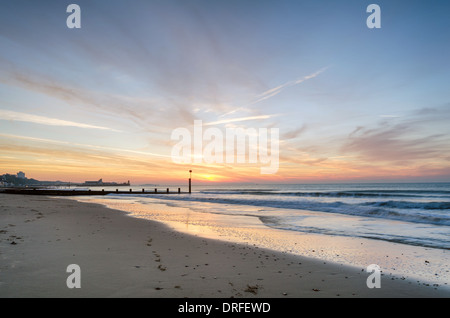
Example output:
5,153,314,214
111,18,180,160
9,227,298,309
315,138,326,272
244,285,259,295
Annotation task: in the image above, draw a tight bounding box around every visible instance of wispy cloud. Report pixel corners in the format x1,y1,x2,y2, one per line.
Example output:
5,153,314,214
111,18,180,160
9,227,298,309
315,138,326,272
202,68,326,128
0,133,170,158
379,115,401,118
281,125,307,140
0,110,121,132
341,112,450,163
204,114,276,126
250,67,328,105
1,69,199,132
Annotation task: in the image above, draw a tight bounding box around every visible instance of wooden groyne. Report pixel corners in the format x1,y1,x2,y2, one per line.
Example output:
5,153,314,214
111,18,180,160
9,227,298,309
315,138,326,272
0,188,185,196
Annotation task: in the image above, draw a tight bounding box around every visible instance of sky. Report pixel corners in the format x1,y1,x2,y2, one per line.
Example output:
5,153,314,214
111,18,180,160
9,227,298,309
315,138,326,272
0,0,450,184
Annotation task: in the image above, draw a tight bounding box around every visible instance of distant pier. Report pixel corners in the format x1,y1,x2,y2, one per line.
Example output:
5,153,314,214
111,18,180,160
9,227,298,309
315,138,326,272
0,188,185,196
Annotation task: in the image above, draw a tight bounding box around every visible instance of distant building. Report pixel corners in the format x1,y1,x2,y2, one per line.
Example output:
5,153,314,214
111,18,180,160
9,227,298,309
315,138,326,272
84,178,103,186
17,171,26,179
81,178,130,186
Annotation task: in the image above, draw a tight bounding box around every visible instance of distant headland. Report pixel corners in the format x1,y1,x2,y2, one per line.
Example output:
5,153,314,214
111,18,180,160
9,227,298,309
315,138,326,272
0,171,130,188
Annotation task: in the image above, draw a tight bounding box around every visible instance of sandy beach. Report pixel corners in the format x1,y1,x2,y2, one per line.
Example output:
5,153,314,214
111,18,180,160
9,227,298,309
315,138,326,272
0,193,448,298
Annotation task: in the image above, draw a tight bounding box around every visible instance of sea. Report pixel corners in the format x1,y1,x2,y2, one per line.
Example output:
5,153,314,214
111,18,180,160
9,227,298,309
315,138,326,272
75,182,450,288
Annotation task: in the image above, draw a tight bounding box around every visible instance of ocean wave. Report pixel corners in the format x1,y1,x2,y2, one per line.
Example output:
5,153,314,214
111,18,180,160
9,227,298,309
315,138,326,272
363,200,450,210
199,190,450,199
259,221,450,250
109,193,450,226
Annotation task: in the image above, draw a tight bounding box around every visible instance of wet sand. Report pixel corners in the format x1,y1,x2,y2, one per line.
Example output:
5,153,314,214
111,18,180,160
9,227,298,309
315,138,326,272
0,193,448,298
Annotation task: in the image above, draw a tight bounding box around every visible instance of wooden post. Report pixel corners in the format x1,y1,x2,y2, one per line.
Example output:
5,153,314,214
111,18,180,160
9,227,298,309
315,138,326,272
166,188,169,193
155,188,157,193
130,189,132,192
178,188,181,193
189,170,192,194
116,189,118,193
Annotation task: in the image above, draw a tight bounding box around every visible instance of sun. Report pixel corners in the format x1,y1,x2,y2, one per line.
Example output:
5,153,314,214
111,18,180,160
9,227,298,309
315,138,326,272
202,175,215,181
198,174,222,182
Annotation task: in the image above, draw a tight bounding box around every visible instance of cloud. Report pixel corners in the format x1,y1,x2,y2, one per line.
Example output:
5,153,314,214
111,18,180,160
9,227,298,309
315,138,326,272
250,67,328,105
204,114,276,126
0,133,170,159
341,119,450,163
379,115,401,118
0,110,121,132
208,67,328,128
0,70,185,135
281,125,307,140
0,133,173,178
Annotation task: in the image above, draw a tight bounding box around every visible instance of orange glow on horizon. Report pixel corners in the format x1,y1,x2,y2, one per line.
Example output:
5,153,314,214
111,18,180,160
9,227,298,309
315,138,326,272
2,149,450,184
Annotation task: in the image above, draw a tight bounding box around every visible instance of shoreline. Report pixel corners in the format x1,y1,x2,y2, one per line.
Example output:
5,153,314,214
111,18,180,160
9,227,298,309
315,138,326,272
1,193,449,298
78,196,450,288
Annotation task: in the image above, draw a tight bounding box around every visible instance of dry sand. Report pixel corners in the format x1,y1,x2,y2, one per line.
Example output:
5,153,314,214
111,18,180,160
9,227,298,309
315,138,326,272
0,193,448,298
